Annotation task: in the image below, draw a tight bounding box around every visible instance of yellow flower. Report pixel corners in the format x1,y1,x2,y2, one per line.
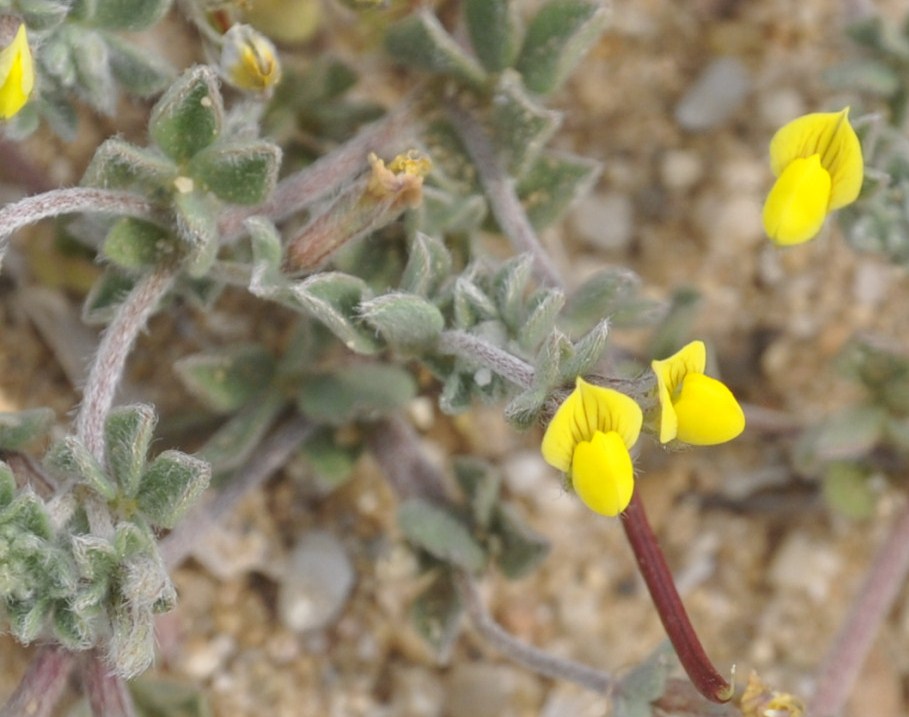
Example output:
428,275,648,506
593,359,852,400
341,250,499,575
220,24,281,92
541,378,642,516
0,23,34,120
762,108,863,246
652,340,745,446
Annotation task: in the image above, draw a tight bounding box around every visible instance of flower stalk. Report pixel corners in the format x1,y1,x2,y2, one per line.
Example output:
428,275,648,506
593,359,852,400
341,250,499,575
620,488,733,704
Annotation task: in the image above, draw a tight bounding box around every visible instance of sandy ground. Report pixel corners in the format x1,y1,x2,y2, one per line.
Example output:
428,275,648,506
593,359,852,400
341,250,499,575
2,1,909,715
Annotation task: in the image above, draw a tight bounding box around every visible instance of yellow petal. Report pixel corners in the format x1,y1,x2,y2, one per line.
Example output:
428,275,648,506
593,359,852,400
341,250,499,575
672,373,745,445
762,154,831,246
0,24,34,120
651,340,707,443
541,378,642,472
571,430,634,516
768,108,862,211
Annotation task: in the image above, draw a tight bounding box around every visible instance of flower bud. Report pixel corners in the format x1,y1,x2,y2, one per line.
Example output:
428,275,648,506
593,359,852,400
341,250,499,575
0,21,34,119
220,24,281,93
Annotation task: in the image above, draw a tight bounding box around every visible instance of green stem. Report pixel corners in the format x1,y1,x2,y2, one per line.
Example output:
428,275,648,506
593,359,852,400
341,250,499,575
620,488,733,704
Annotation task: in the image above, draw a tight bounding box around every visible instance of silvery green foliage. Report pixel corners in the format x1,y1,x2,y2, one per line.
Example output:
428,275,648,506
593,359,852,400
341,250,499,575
385,1,607,233
83,65,282,279
0,406,209,676
5,0,174,139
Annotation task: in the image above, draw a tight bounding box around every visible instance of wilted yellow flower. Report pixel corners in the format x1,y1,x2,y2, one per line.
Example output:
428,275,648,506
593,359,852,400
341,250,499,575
541,378,642,516
367,150,431,208
0,23,34,119
220,24,281,92
652,340,745,446
762,108,863,246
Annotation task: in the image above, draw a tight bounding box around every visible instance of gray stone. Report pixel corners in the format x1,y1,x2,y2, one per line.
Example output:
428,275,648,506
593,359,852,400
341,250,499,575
278,530,355,633
675,57,751,132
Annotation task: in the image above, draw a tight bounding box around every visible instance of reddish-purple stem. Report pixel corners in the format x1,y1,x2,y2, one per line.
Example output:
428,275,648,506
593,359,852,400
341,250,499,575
620,489,733,704
0,644,74,717
808,499,909,717
83,652,136,717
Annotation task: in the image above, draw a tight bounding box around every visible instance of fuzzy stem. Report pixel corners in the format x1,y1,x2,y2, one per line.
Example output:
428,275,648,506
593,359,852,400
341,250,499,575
444,101,564,287
457,572,613,694
808,500,909,717
620,489,733,703
437,330,535,390
0,645,74,717
159,414,312,569
0,188,165,260
366,415,449,503
83,652,136,717
75,266,175,463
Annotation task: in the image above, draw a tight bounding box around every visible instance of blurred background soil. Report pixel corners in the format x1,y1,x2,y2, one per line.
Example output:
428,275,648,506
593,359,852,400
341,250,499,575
2,1,909,715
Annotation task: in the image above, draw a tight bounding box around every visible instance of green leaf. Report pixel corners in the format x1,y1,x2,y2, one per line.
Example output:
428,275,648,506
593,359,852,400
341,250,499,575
490,505,549,579
86,0,172,31
420,188,488,236
646,287,701,361
385,10,487,87
20,0,71,30
46,436,117,501
106,34,174,97
82,138,176,194
519,288,565,351
82,269,136,325
410,570,463,656
188,140,282,205
491,71,561,177
174,345,276,414
399,232,453,298
516,0,608,95
108,598,155,677
284,273,379,355
53,605,94,650
823,59,901,97
559,319,610,381
454,277,498,327
300,427,361,492
136,451,211,529
503,385,548,429
0,408,56,451
359,292,445,352
517,151,600,229
104,404,157,498
103,218,178,270
297,364,417,425
823,463,876,520
454,457,501,530
439,371,472,414
561,267,642,335
69,28,117,115
247,217,284,272
150,66,222,162
0,462,14,508
174,190,220,277
493,254,534,330
614,643,673,717
795,405,888,474
398,498,486,572
7,598,52,644
196,390,285,474
465,0,521,72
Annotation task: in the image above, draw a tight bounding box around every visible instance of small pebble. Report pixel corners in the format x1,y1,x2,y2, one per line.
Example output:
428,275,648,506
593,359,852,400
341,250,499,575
278,531,355,633
571,192,635,251
445,663,542,717
660,149,704,191
675,57,751,132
